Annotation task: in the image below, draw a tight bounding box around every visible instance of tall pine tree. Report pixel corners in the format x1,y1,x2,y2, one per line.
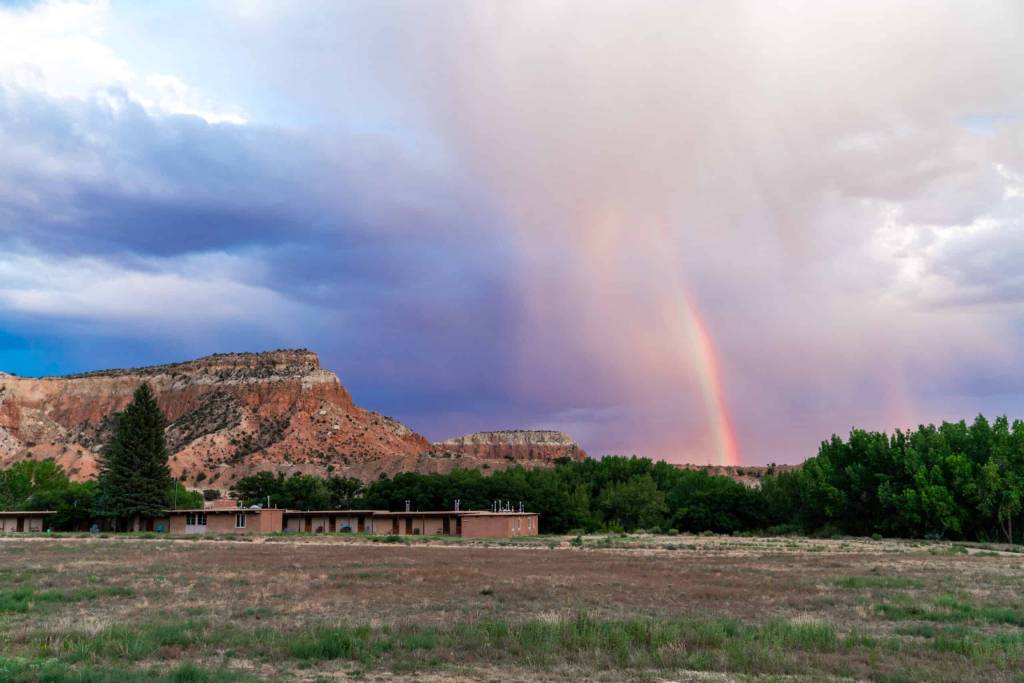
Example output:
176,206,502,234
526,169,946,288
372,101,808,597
95,383,173,528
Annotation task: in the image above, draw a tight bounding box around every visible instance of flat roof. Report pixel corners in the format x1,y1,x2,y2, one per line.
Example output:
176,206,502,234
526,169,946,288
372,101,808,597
0,510,55,516
166,508,282,513
283,510,383,515
464,512,538,516
372,510,537,517
180,509,537,517
372,511,465,517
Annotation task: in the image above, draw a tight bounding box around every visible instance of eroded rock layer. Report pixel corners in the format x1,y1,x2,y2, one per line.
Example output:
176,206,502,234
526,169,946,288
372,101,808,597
432,430,588,462
0,351,428,487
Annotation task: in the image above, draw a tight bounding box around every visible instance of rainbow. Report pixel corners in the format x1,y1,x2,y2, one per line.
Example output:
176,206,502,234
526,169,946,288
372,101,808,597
676,289,741,466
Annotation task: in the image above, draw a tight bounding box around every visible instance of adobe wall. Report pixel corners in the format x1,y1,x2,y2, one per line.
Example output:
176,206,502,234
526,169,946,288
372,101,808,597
383,514,454,535
0,515,46,532
166,510,278,534
284,513,372,533
461,514,539,538
461,515,510,538
257,509,282,532
168,515,187,534
205,511,257,533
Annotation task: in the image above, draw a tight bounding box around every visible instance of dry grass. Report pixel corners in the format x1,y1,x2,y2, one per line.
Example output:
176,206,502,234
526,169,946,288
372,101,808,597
1,532,1023,681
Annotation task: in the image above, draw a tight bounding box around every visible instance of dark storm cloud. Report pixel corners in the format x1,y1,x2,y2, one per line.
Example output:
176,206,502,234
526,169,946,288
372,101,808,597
0,75,524,433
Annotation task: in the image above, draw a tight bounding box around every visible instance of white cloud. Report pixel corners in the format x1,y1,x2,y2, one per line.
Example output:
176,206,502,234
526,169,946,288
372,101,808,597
0,0,246,124
0,250,305,332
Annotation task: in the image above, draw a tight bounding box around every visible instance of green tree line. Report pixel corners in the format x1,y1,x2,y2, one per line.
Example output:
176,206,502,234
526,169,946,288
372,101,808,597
3,410,1023,541
761,415,1024,542
232,415,1024,542
231,457,765,535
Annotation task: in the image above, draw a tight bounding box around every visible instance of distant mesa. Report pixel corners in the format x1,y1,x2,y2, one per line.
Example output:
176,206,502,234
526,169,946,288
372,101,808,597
0,349,585,489
433,430,587,462
674,463,800,488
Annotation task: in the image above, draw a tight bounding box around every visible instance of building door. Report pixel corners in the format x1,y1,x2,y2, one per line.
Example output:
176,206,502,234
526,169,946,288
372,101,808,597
357,516,365,532
391,518,399,534
304,517,312,532
405,517,413,534
329,517,336,532
442,516,451,535
455,516,462,536
16,517,24,532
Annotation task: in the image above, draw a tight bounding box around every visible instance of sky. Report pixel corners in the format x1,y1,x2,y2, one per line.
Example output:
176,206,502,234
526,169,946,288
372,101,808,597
1,0,1023,465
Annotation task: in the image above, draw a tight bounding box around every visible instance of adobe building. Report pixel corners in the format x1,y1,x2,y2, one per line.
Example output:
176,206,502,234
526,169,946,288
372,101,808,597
368,510,538,538
0,511,54,532
283,510,380,534
0,506,538,538
163,508,283,534
461,511,538,538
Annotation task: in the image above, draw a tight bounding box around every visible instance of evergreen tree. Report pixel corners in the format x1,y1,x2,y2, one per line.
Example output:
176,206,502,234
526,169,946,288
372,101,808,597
95,383,173,527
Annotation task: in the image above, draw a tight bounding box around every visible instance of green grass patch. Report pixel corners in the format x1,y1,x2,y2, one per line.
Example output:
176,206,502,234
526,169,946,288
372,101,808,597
878,592,1024,626
37,621,210,662
898,624,1024,661
833,575,924,590
14,613,842,674
0,586,134,613
0,658,260,683
928,544,969,556
9,610,1024,679
286,625,391,664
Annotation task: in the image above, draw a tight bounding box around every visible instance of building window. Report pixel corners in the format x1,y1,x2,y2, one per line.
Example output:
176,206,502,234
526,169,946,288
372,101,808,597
235,512,246,528
186,512,208,526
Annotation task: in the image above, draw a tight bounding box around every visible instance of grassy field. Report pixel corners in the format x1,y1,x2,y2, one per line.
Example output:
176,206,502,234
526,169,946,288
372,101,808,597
0,533,1022,681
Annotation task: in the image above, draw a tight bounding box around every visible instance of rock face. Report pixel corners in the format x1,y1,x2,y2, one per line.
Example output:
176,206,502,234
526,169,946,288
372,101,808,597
433,430,588,463
0,350,436,487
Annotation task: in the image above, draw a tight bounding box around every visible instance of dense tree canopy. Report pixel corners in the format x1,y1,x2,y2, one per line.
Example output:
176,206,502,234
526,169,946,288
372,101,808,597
763,415,1024,542
232,472,364,511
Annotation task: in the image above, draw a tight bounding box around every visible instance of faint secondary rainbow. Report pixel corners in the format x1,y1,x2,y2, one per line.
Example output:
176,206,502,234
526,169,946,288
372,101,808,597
676,288,741,466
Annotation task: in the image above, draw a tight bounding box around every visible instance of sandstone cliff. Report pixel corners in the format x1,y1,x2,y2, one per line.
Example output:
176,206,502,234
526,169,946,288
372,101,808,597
432,430,588,462
0,350,433,487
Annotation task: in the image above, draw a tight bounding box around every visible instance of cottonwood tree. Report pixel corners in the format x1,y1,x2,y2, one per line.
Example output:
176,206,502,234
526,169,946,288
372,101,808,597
95,383,173,528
